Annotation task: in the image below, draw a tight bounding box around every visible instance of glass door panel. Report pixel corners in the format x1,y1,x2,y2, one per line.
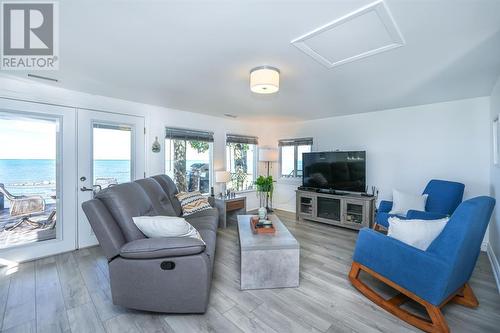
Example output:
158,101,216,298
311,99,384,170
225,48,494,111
0,113,59,249
77,110,145,248
93,123,132,190
0,99,77,263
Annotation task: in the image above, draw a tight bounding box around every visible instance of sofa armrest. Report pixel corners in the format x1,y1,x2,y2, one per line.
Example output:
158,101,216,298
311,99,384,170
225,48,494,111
378,200,393,213
406,210,448,220
353,228,450,305
120,237,206,259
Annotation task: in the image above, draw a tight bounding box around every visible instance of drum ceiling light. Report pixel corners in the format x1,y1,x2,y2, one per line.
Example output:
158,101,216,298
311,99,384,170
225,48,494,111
250,66,280,94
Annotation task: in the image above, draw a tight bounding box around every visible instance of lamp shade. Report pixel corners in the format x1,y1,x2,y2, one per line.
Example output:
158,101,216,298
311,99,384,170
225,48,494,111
259,148,279,162
250,66,280,94
215,171,231,183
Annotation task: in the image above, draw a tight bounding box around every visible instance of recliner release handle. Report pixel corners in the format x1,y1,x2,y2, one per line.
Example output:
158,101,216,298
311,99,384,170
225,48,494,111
160,261,175,270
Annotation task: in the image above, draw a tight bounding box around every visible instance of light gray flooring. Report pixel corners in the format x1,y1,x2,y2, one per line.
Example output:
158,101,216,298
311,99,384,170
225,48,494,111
0,210,499,333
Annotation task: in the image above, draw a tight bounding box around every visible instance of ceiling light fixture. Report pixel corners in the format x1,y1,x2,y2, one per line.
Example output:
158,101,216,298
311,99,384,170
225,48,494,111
250,66,280,94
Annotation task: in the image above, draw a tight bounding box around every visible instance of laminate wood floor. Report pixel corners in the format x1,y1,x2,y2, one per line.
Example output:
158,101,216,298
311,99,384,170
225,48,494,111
0,210,499,333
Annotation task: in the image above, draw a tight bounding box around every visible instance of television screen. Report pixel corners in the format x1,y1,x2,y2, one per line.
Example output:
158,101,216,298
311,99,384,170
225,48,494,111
302,151,366,192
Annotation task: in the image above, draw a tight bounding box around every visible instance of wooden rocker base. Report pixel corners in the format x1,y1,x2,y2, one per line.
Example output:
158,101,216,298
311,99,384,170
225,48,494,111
349,262,478,333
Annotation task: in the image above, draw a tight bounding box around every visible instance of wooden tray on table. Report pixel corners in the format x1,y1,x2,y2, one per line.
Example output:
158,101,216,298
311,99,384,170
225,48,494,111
250,216,276,234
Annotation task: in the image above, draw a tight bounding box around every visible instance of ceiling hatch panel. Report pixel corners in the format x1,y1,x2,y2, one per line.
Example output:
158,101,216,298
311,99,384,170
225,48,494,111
291,0,405,68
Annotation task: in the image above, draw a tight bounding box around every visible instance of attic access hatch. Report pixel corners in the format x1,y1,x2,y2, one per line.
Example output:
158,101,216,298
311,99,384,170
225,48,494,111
291,0,405,69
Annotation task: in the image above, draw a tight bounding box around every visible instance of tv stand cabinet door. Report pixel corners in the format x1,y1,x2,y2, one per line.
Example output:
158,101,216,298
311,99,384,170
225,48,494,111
296,192,316,220
342,199,369,229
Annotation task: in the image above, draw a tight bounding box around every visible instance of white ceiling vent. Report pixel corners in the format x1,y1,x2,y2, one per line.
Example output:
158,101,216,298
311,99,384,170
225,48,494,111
291,0,405,69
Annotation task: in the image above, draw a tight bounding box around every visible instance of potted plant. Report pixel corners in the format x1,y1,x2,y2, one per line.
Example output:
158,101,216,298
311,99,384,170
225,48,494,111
255,175,274,211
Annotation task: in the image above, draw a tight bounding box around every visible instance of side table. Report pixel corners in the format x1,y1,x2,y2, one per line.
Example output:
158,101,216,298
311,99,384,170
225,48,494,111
214,196,246,228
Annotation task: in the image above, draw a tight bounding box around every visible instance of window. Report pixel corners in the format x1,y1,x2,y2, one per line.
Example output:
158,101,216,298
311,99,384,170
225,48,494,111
226,134,258,191
165,128,213,194
279,138,313,178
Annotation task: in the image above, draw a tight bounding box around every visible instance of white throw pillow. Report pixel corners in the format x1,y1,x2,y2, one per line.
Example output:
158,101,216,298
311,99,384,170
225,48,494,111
387,216,449,251
132,216,205,244
389,189,428,216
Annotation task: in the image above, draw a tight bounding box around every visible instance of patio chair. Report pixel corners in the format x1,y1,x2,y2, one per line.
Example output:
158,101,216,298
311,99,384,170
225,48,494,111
0,183,46,230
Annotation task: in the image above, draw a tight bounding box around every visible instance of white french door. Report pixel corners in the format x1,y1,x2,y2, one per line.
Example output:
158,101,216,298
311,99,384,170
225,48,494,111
0,99,77,263
0,100,145,262
76,110,145,248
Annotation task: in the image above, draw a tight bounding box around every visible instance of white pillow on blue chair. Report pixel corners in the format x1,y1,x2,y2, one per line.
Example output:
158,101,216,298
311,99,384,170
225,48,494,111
389,189,428,216
387,216,449,251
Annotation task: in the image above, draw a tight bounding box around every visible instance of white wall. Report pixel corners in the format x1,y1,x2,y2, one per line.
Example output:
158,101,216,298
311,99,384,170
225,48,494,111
268,98,491,216
0,75,263,210
489,75,500,290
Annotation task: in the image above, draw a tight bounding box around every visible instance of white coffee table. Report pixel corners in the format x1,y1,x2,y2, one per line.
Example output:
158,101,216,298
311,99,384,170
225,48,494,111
237,214,300,290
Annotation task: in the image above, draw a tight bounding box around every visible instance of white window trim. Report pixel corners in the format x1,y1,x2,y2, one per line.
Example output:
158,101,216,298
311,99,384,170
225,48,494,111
278,138,313,180
224,133,258,193
164,127,214,194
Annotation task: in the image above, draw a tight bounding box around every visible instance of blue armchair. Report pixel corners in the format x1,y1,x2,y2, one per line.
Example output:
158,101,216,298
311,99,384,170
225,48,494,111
350,196,495,333
375,179,465,230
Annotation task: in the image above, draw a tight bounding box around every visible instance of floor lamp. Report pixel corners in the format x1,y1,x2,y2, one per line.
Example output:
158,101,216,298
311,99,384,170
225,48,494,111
258,148,278,211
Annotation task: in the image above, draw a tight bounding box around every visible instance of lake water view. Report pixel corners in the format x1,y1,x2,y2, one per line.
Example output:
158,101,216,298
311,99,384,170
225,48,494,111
0,159,131,201
1,159,208,201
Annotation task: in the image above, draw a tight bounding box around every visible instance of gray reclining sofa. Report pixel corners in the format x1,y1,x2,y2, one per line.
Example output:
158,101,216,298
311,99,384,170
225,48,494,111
82,174,218,313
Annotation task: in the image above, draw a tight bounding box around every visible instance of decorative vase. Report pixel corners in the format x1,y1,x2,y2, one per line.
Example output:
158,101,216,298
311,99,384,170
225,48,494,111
258,207,267,220
152,136,161,153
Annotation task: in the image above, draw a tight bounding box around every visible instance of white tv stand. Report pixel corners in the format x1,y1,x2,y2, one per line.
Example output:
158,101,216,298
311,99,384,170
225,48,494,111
295,189,376,230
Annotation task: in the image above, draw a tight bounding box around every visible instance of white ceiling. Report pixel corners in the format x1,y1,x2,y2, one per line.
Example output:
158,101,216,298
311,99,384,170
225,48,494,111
6,0,500,121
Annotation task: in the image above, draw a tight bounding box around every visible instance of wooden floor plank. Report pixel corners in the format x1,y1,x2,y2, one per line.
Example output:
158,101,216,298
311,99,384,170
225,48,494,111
55,252,92,310
163,308,243,333
1,320,35,333
223,305,278,333
73,248,130,322
0,266,12,331
2,262,35,331
66,302,105,333
35,257,70,333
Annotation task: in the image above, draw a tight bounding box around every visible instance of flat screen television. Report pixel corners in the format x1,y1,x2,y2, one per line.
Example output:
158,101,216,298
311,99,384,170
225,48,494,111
302,151,366,193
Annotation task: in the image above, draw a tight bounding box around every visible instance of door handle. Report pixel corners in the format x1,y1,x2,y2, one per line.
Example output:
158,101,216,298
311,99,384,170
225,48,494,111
80,186,93,192
80,185,102,192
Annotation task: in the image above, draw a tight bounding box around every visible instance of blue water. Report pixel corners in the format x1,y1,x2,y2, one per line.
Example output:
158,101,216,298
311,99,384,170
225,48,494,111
0,159,130,199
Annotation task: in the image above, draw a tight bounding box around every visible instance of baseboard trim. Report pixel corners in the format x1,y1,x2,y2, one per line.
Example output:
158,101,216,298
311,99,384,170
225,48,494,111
274,207,295,214
487,243,500,294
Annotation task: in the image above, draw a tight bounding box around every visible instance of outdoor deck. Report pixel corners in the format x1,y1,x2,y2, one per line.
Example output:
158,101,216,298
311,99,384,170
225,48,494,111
0,203,56,249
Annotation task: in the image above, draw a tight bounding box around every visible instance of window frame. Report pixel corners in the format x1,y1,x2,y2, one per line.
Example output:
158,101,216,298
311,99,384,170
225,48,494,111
279,138,313,179
164,127,214,194
225,134,258,192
